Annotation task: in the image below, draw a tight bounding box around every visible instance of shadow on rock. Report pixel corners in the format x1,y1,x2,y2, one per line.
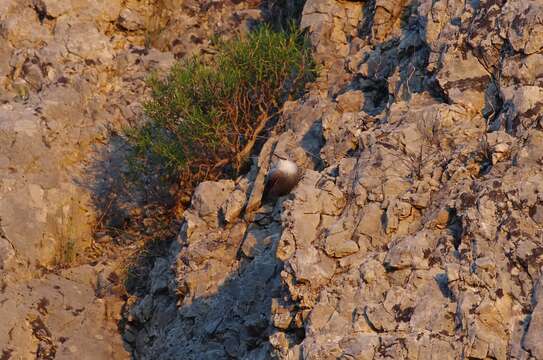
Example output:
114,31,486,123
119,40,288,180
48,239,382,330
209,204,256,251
122,207,299,359
75,131,181,297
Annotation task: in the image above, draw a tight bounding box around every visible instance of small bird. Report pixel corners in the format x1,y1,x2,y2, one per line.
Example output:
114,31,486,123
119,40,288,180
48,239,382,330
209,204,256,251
264,159,301,200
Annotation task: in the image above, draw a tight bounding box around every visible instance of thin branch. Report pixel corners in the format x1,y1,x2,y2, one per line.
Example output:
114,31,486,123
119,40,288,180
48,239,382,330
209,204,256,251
235,108,281,169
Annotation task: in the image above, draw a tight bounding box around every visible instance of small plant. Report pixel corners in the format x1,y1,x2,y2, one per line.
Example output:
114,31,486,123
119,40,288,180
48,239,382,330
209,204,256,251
56,238,76,267
126,24,315,196
53,205,77,268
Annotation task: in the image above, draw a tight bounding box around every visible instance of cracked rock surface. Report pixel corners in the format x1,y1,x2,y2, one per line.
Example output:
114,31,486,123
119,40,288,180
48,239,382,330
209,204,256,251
3,0,543,359
0,0,267,358
125,0,543,359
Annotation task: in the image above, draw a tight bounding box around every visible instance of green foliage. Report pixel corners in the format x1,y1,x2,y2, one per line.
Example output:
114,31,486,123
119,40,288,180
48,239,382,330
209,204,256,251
127,25,315,192
53,206,78,269
56,239,76,268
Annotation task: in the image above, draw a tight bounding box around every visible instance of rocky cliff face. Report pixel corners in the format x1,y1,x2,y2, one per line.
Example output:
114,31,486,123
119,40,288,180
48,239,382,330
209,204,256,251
0,0,266,358
125,0,543,359
2,0,543,359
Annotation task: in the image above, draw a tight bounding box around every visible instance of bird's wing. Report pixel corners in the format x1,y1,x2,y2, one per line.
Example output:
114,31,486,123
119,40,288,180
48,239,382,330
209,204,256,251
265,169,282,196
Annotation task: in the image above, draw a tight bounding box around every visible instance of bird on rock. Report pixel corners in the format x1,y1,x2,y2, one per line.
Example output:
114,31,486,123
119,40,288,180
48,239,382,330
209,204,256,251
263,159,301,200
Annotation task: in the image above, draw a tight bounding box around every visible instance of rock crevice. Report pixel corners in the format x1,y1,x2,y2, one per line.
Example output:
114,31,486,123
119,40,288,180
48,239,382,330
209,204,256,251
127,0,543,359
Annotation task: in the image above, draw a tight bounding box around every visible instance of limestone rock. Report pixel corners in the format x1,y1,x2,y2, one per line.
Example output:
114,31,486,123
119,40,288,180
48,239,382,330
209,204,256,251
221,189,247,223
42,0,73,17
499,1,543,55
7,0,539,358
118,8,146,31
525,283,543,359
372,0,408,43
384,231,436,270
2,5,51,47
63,21,114,63
190,180,235,227
0,238,16,270
0,267,129,359
0,0,270,357
336,90,364,113
436,49,491,112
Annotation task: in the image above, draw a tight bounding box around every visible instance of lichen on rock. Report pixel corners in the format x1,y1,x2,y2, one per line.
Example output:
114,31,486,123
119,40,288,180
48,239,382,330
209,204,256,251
4,0,543,358
126,0,543,358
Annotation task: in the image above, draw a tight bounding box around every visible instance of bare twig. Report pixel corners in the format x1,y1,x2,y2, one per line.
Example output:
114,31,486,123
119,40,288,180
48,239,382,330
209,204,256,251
235,108,282,170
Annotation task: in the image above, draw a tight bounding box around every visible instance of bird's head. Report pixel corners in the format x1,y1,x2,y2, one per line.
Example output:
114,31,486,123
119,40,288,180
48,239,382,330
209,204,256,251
276,159,298,176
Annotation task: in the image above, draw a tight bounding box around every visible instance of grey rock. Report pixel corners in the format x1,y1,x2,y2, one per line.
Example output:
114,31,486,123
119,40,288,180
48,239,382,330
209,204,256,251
118,8,145,31
0,268,128,359
191,180,235,227
42,0,72,17
499,1,543,55
336,90,364,113
524,281,543,358
149,258,171,295
323,217,359,258
63,21,114,63
0,238,15,270
221,189,247,223
436,49,491,112
7,0,538,358
240,224,277,258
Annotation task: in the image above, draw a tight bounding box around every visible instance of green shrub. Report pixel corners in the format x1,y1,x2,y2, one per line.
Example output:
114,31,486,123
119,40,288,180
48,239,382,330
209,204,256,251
126,25,315,194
